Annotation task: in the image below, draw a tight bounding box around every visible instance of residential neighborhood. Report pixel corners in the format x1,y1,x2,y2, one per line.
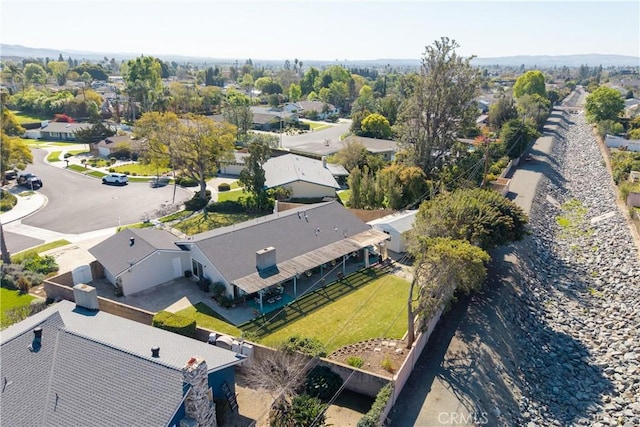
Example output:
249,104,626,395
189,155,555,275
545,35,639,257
1,2,640,426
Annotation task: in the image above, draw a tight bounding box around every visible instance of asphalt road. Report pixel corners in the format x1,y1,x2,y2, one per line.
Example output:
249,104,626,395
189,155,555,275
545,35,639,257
15,149,193,234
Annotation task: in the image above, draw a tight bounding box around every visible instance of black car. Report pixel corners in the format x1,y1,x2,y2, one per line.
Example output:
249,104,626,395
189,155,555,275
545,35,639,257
17,173,43,189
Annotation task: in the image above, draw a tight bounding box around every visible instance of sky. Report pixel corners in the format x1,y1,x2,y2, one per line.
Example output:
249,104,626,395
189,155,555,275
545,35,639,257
1,0,639,61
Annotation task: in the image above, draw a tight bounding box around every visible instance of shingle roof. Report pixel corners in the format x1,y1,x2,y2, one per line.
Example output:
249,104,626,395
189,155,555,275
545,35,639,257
179,202,373,284
39,122,92,133
0,300,244,426
263,154,340,189
88,228,183,277
295,100,336,112
340,135,399,154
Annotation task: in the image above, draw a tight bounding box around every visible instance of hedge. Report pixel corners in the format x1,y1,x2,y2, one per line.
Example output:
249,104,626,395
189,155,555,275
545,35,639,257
357,383,394,427
152,311,196,338
217,182,231,192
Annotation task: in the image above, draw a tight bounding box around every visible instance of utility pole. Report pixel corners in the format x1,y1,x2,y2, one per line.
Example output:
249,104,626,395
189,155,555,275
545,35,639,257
481,136,490,188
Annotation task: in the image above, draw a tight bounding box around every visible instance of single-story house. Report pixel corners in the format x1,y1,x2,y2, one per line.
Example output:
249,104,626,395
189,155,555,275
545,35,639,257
340,135,400,162
629,170,640,183
263,153,341,198
92,134,147,158
28,121,93,141
283,101,338,120
0,295,244,427
625,98,640,118
175,201,390,305
250,106,298,131
219,151,250,176
605,134,640,152
90,203,389,308
88,228,191,296
367,210,418,254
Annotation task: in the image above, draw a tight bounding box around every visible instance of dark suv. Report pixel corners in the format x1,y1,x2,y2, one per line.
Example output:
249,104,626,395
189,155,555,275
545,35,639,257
17,173,43,189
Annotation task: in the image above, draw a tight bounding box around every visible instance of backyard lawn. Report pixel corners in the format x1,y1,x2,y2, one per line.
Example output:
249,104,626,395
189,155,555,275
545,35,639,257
252,271,410,353
217,189,245,202
0,287,35,328
177,303,242,337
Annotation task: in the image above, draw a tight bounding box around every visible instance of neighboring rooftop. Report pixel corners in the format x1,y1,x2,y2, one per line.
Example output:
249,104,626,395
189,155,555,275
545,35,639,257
263,153,341,190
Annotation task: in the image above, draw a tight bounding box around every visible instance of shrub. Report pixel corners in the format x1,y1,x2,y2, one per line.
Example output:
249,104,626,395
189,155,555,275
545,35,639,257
210,282,226,296
176,176,198,187
281,335,327,357
346,356,364,368
305,365,343,400
205,200,245,213
21,254,58,275
217,182,231,192
108,167,115,172
357,383,394,427
184,191,211,211
63,152,72,158
152,311,196,338
0,190,17,212
1,264,45,290
381,355,395,373
198,277,211,292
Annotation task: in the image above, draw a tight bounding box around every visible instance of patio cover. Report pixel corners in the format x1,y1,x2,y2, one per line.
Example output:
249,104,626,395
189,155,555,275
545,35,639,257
232,228,390,294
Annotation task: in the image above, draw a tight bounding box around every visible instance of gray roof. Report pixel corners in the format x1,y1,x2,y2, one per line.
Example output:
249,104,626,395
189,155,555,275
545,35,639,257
89,228,183,276
368,210,418,234
295,100,336,113
0,301,228,426
341,135,399,154
178,202,375,286
95,134,147,149
39,122,92,133
263,154,340,190
325,162,349,177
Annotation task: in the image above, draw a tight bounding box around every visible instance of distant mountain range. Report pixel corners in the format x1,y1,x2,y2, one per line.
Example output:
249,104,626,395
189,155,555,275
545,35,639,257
1,44,638,68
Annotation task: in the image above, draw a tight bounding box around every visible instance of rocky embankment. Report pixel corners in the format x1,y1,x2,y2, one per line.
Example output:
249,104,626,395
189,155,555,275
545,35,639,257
511,104,640,426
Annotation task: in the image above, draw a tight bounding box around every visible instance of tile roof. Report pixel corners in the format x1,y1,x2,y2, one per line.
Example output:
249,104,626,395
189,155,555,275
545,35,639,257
89,228,182,277
263,154,340,189
179,202,373,284
0,300,244,426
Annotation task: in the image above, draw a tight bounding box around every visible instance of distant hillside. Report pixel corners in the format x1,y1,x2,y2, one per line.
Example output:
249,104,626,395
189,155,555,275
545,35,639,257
471,54,640,67
1,44,638,68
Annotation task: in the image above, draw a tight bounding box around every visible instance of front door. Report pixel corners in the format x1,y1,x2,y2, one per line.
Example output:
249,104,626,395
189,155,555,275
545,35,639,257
192,259,203,279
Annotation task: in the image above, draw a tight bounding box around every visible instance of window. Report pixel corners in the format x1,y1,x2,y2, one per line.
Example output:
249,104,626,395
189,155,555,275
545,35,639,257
192,259,203,279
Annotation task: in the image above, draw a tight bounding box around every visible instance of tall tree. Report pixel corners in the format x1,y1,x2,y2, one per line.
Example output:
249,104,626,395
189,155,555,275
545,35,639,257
222,90,253,144
516,93,551,128
410,187,528,251
397,37,480,176
406,237,490,346
122,56,163,117
585,86,625,123
513,70,547,99
361,113,392,139
174,115,236,199
23,63,47,86
488,95,518,131
47,61,69,86
239,139,272,212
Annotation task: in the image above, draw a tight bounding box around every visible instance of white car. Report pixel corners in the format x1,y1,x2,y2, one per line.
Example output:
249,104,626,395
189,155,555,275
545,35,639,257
102,173,129,185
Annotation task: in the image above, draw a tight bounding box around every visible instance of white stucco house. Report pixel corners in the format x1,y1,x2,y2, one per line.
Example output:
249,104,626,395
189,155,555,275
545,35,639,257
263,153,342,199
367,210,418,254
88,228,190,296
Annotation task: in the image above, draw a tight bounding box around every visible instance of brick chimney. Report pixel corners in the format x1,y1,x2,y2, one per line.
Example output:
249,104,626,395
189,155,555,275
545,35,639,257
181,357,217,427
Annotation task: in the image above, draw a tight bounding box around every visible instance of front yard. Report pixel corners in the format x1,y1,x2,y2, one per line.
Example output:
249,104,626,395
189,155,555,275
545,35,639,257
0,288,35,328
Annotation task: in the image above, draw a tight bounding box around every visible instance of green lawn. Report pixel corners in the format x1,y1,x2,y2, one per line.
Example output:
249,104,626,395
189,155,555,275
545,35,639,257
337,189,351,205
68,150,89,156
217,189,245,202
12,111,50,124
246,270,410,353
301,120,331,131
230,180,243,190
172,211,261,235
11,240,71,263
0,287,35,328
47,151,62,162
112,163,171,176
67,164,89,173
177,303,242,336
175,269,410,353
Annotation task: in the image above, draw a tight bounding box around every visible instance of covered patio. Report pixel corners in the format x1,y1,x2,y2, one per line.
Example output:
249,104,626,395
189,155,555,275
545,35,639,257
233,228,390,314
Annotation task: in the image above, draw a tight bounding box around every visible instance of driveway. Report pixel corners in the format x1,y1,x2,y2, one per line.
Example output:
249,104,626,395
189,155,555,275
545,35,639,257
13,148,193,234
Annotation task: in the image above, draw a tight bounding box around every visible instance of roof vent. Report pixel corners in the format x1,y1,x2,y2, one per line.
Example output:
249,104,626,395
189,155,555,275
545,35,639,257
33,327,43,340
151,346,160,358
130,237,135,246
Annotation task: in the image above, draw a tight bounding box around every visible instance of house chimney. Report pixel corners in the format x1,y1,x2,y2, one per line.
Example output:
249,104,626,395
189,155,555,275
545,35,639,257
73,284,99,310
151,346,160,358
256,247,276,271
33,327,43,339
130,237,135,246
182,357,217,427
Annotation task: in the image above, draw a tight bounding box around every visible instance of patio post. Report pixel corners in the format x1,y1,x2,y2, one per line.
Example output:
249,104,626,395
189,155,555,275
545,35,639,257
293,275,297,297
342,255,346,275
364,248,370,268
259,290,264,312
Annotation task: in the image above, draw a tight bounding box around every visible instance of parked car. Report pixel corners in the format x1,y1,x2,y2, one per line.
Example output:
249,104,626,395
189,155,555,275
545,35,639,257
102,173,129,185
17,173,43,189
4,170,17,180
